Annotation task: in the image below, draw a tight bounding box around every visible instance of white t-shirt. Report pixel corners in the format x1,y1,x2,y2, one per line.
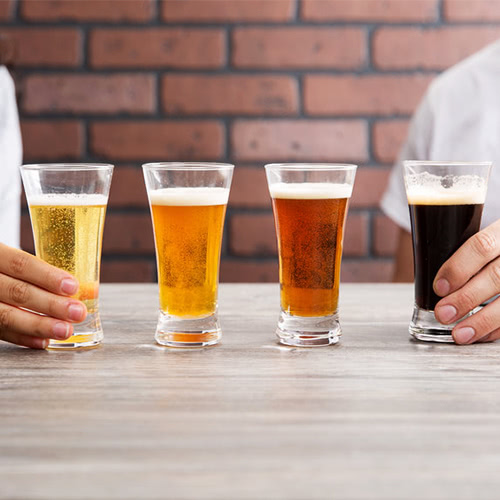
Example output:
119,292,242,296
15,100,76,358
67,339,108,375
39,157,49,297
0,65,22,247
381,39,500,232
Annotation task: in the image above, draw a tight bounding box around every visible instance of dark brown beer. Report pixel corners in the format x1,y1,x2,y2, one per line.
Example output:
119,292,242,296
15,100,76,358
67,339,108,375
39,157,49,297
270,184,350,317
409,201,483,310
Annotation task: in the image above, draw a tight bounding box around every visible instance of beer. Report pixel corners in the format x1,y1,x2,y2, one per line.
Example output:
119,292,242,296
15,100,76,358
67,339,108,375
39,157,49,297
29,194,107,345
270,183,351,317
408,191,484,311
149,187,228,318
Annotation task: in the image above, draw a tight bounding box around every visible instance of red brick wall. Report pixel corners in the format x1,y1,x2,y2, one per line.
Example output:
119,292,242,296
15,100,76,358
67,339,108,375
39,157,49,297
4,0,499,282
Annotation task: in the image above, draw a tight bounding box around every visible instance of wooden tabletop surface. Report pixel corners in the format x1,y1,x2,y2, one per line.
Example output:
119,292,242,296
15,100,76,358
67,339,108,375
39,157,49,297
2,283,500,500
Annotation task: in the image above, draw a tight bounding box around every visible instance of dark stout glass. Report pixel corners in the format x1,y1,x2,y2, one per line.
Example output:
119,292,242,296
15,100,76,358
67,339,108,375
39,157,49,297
409,201,484,310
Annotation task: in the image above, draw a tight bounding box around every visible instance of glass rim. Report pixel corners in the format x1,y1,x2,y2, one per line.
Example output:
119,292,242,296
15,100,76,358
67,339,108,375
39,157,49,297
403,160,492,168
21,163,114,171
142,162,234,171
265,163,357,171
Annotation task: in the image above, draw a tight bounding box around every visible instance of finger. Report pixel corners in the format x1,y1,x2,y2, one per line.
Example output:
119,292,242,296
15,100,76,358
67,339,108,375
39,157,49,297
0,273,87,323
433,219,500,297
0,330,49,349
0,243,79,296
435,256,500,324
451,297,500,344
0,303,74,341
477,330,500,343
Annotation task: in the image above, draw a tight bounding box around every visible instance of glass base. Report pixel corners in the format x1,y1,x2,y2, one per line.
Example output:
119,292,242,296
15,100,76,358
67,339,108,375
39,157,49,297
277,311,341,347
48,311,103,349
409,305,480,343
155,311,221,347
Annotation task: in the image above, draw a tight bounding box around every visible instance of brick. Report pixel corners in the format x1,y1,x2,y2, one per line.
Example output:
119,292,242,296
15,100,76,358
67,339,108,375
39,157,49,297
304,75,432,116
101,260,155,283
302,0,438,21
374,27,500,70
108,166,148,208
232,28,365,69
373,120,409,164
343,213,368,257
23,74,155,114
350,167,390,208
232,120,368,162
162,0,294,22
163,75,298,116
0,0,14,20
220,260,278,283
374,214,399,256
341,260,394,282
229,213,276,256
103,214,154,254
90,28,224,69
91,121,224,161
444,0,500,21
21,0,155,22
229,166,271,209
3,29,81,67
21,120,83,161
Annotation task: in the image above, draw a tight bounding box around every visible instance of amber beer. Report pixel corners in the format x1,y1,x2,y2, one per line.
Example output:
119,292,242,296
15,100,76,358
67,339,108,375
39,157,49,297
270,183,351,318
29,195,107,346
150,187,228,319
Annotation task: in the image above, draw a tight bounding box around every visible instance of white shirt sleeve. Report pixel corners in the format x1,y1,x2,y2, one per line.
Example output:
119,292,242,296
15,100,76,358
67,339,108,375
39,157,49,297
380,91,434,233
0,66,22,248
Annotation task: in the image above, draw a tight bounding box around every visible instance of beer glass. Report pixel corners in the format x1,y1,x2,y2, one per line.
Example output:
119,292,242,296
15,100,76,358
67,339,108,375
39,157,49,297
403,161,492,342
20,164,113,349
265,164,357,347
143,162,233,347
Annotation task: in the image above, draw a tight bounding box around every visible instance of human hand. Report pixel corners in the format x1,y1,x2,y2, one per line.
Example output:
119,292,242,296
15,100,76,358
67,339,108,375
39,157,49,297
0,243,87,349
433,219,500,344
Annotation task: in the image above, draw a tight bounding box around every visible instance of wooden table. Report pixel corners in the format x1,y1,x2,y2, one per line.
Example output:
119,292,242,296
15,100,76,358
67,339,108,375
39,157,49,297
2,283,500,500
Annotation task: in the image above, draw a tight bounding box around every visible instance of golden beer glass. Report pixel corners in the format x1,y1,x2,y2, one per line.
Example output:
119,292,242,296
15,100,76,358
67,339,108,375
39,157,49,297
20,164,113,349
143,163,234,347
265,164,357,347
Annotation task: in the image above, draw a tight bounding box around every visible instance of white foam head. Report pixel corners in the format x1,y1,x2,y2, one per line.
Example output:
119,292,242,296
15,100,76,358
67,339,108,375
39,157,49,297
149,187,229,206
269,182,353,200
29,193,108,206
405,172,487,205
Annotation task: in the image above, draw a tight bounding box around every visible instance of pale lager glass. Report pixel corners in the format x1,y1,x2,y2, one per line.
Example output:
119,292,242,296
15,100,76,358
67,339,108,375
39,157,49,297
20,164,113,349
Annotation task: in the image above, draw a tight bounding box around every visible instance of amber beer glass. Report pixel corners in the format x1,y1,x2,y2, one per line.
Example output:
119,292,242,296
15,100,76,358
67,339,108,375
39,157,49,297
403,161,492,342
20,164,113,349
143,163,234,347
266,164,357,347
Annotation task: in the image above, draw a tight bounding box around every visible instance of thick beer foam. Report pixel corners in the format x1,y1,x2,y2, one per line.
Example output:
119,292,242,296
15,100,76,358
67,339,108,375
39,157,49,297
28,193,108,206
149,187,229,206
269,182,353,200
406,173,487,205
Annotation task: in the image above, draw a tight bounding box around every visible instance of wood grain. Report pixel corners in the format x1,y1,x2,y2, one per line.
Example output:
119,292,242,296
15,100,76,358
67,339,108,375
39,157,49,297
2,283,500,500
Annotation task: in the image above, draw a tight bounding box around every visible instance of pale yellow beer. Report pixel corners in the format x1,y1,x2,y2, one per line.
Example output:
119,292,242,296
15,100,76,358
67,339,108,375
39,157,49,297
150,187,228,319
29,194,107,346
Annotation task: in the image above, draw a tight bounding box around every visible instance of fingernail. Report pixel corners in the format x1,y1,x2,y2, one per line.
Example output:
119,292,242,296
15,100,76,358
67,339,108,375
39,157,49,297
454,327,475,344
61,278,78,295
34,338,49,349
53,322,70,340
436,304,457,323
68,304,85,322
435,278,450,296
